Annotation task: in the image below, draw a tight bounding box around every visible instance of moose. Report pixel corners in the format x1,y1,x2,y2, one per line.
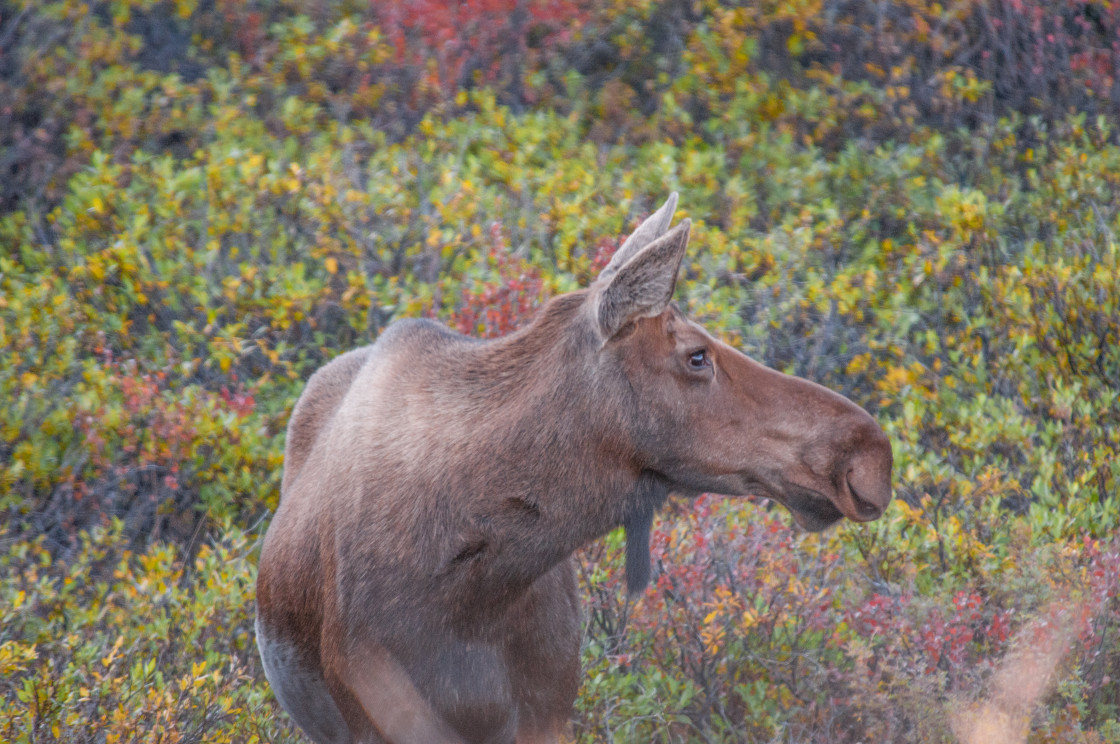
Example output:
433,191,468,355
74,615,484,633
255,193,893,744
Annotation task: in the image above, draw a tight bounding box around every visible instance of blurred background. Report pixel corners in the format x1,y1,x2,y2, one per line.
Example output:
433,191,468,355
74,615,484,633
1,0,1118,741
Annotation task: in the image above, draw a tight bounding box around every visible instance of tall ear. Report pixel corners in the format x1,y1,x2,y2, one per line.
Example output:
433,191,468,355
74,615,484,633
598,192,679,282
594,219,691,340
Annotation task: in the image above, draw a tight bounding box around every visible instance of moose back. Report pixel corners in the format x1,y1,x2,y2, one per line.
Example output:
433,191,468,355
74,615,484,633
255,194,893,743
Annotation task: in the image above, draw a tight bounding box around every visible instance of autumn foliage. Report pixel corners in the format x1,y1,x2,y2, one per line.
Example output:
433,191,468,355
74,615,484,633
2,0,1120,741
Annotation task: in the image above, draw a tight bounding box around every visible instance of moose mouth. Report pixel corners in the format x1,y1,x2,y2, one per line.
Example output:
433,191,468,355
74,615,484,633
778,486,846,532
778,473,888,530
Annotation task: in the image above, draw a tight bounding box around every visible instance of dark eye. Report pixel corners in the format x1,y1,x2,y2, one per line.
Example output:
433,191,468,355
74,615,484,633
687,349,710,370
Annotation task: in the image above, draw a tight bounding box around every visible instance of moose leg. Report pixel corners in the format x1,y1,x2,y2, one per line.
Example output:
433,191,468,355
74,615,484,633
256,616,352,744
321,636,468,744
505,560,583,744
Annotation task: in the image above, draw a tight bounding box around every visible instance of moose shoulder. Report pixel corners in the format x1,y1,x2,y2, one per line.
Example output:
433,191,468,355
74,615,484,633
255,193,894,744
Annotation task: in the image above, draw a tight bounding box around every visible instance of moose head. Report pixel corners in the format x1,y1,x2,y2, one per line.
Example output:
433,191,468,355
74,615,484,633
256,193,893,744
590,193,892,590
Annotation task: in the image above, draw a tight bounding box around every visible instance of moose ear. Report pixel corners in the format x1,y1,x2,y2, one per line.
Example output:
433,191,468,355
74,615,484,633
594,218,691,341
598,192,679,282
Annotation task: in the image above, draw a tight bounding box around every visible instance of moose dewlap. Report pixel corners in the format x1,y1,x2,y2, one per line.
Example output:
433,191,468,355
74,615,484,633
255,193,894,744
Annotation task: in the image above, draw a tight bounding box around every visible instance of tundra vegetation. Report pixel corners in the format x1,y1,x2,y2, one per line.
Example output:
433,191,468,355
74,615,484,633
1,0,1118,742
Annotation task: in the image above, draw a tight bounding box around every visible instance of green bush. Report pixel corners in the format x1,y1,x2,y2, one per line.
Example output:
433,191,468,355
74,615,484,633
2,0,1118,741
0,521,301,742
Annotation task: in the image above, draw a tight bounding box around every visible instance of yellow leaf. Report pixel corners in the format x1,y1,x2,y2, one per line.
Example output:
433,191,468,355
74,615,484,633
102,636,124,668
325,257,338,275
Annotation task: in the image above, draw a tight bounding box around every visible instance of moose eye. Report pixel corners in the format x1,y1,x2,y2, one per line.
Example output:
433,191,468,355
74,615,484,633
687,349,710,370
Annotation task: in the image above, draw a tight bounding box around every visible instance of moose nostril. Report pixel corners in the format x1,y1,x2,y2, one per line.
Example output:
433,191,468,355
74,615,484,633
844,420,893,510
846,472,885,519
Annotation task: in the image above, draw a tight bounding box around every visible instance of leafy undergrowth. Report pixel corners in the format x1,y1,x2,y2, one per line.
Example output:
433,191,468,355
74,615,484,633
577,500,1120,743
3,0,1120,741
0,523,301,742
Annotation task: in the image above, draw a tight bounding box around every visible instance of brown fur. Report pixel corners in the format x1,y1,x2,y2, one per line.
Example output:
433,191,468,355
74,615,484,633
256,196,893,744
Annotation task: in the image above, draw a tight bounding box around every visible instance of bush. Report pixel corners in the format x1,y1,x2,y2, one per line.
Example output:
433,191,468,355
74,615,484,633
2,1,1118,741
0,522,300,742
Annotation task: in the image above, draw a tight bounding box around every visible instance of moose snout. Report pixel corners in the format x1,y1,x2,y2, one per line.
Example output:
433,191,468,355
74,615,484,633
836,425,894,522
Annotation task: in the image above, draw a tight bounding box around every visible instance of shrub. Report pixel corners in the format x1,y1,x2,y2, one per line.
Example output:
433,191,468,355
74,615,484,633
1,1,1118,740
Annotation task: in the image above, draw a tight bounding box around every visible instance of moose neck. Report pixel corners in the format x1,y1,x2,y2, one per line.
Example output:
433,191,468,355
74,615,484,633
426,292,648,608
